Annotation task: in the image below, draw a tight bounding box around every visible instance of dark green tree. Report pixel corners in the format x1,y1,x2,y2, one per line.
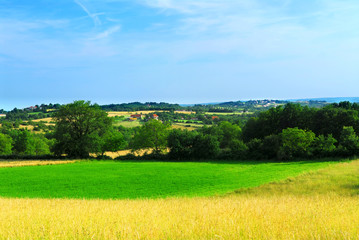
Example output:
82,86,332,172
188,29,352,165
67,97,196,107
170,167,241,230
167,129,198,160
261,134,281,159
191,133,220,159
338,126,359,156
312,134,337,157
53,101,112,158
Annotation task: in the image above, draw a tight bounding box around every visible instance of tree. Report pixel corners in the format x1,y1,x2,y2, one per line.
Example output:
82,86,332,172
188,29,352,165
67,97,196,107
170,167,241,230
216,121,242,149
228,139,248,159
191,133,220,159
131,119,170,154
338,126,359,156
167,129,198,160
312,134,337,157
261,134,281,159
0,133,12,155
98,129,126,157
9,129,51,155
11,129,31,154
246,138,264,160
27,135,51,155
279,127,316,160
53,101,112,158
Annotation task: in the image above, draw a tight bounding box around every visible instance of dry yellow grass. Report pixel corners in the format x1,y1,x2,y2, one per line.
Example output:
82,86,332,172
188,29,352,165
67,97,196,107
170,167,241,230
0,160,77,168
171,124,196,131
204,112,253,115
108,110,195,117
95,148,170,158
18,125,35,131
107,111,163,117
32,117,53,123
0,194,357,239
174,110,195,114
93,149,149,158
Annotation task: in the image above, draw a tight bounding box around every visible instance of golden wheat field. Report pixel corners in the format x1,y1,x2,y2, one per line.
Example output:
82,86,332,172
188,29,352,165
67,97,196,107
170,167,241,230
0,194,357,239
0,160,357,239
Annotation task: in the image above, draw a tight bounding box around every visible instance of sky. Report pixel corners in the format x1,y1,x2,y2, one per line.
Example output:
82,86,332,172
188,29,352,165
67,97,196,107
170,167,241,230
1,0,359,110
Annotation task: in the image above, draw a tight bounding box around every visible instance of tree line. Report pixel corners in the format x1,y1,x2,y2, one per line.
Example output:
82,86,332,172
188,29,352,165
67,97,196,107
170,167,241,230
1,101,359,161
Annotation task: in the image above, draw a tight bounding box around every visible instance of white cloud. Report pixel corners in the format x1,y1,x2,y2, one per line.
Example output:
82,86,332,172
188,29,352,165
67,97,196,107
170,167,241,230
134,0,359,62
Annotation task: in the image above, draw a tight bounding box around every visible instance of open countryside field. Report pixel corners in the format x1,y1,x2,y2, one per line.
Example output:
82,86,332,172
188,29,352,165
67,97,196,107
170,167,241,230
172,122,203,130
0,159,358,239
0,160,337,199
171,123,197,131
113,120,142,128
32,117,54,124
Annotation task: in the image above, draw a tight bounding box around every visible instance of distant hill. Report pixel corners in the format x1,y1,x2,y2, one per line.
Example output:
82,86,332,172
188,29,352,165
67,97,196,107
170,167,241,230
289,97,359,103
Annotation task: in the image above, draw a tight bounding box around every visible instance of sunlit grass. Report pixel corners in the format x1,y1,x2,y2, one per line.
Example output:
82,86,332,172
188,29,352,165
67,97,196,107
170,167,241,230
234,159,359,197
0,160,335,199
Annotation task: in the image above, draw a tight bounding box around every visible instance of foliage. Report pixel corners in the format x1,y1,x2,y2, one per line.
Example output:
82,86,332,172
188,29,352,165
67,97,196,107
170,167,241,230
53,101,113,158
247,138,264,160
338,126,359,156
242,102,359,142
191,134,220,159
9,130,51,155
261,134,281,159
0,133,12,155
227,139,248,159
98,129,126,157
131,119,171,154
167,129,198,160
312,134,337,157
279,128,316,160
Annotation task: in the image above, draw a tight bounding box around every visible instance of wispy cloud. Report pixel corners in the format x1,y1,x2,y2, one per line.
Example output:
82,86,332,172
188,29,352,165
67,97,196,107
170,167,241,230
74,0,102,26
142,0,223,14
90,25,121,40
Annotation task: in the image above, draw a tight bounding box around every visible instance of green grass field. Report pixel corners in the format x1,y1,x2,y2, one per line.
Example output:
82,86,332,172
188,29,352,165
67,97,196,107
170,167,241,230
0,160,339,199
113,120,142,128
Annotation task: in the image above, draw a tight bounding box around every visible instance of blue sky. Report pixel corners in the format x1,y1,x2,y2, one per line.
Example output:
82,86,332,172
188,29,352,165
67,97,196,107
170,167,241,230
1,0,359,110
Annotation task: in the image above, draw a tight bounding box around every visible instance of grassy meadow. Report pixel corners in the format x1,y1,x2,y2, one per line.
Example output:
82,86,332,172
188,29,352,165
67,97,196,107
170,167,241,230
0,159,358,239
0,160,336,199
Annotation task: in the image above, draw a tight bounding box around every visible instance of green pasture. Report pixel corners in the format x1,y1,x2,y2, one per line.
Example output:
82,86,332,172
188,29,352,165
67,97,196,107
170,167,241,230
0,160,339,199
113,121,142,128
